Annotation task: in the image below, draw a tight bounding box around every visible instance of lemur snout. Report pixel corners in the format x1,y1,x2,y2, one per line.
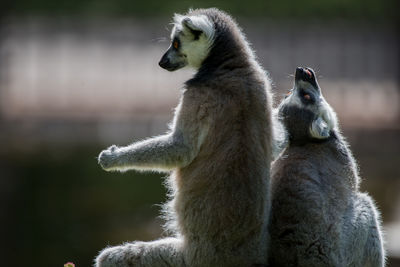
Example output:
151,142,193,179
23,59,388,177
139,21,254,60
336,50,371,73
158,54,170,69
295,67,314,82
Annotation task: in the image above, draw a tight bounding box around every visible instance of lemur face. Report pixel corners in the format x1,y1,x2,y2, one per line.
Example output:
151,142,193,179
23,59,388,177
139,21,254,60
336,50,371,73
159,15,215,71
278,67,338,143
283,67,321,112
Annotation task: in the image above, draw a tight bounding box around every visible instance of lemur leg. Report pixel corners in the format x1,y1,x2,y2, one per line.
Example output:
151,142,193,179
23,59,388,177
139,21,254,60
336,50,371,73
95,238,185,267
364,228,385,267
345,193,385,267
357,193,385,267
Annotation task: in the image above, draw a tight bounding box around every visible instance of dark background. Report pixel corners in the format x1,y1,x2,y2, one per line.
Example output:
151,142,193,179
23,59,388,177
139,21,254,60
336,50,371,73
0,0,399,266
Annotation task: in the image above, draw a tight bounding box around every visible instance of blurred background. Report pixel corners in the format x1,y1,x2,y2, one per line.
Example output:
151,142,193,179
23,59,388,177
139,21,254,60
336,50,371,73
0,0,398,266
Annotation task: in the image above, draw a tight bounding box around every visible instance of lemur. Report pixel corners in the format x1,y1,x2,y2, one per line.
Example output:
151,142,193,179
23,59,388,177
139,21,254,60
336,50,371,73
95,8,275,267
268,67,385,267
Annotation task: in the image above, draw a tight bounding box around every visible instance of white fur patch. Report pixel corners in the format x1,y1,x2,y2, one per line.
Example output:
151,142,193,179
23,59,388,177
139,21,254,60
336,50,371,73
310,117,330,139
319,99,338,131
173,13,215,41
309,99,339,139
181,37,211,69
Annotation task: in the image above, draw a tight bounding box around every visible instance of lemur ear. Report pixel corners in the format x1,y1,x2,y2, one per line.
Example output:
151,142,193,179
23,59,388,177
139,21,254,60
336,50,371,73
182,18,198,31
309,117,331,139
182,18,204,40
181,16,215,40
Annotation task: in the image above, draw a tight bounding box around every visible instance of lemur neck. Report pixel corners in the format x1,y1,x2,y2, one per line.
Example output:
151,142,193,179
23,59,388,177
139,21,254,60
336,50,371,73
187,29,254,86
295,132,360,191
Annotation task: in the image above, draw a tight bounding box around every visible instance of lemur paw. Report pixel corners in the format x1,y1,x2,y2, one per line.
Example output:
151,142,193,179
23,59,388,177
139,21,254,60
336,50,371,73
98,145,120,171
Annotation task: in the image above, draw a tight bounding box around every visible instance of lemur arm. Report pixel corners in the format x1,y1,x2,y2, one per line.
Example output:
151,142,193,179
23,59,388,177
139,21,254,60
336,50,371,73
98,130,196,172
98,93,207,172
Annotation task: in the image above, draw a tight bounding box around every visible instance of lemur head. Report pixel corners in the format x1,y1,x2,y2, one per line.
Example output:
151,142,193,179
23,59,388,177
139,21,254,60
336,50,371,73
278,67,338,144
159,10,215,71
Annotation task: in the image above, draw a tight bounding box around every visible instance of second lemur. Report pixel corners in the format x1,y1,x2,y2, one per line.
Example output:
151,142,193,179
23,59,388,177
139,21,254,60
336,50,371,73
269,67,385,267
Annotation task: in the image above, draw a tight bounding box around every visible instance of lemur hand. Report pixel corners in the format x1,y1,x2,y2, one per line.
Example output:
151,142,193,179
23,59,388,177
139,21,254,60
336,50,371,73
98,145,121,171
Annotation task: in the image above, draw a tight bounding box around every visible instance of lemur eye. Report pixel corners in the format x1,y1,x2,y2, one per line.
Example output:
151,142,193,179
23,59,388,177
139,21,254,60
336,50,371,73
299,89,314,103
173,40,179,49
285,91,292,98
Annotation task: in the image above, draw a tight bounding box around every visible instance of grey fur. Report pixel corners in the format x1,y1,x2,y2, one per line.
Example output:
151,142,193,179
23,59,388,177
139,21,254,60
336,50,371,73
268,67,385,266
96,8,274,267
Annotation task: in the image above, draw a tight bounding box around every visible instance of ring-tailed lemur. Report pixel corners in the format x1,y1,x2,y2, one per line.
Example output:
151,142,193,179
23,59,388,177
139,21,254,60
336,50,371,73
95,8,274,267
269,67,385,267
